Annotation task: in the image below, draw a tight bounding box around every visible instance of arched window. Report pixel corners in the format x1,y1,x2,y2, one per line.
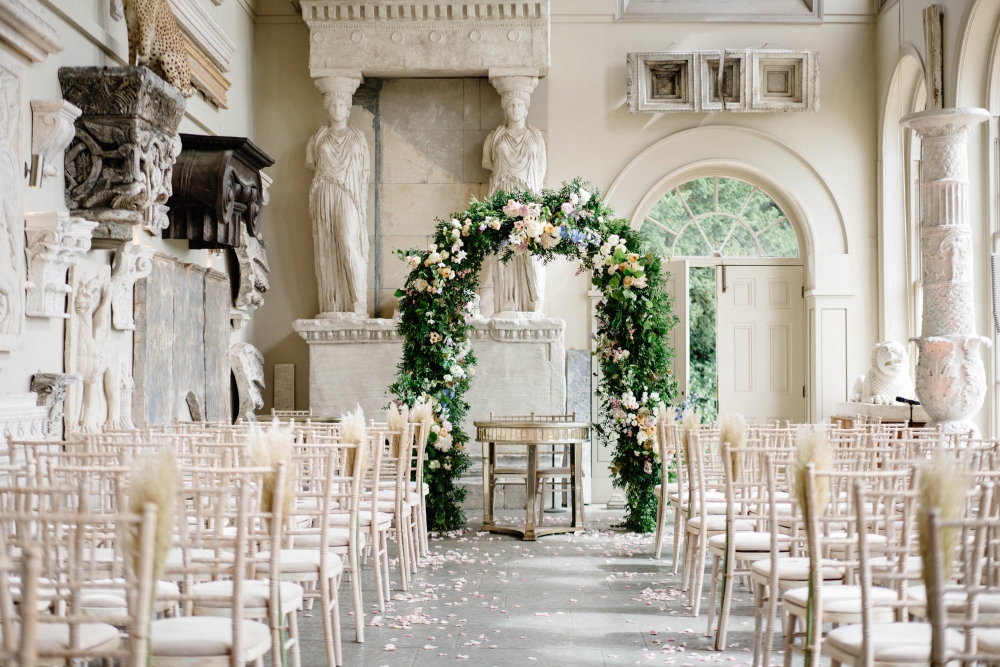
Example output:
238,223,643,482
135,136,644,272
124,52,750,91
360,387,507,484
640,176,799,258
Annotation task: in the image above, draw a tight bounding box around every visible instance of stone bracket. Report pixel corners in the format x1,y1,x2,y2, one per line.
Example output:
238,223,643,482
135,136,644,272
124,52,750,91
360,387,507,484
234,229,269,311
24,212,98,319
230,342,264,422
30,99,81,179
110,243,155,330
29,372,77,438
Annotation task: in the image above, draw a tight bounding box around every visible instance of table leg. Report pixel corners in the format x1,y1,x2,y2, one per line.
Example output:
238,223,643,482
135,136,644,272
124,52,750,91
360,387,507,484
524,443,537,540
572,441,585,529
482,441,494,529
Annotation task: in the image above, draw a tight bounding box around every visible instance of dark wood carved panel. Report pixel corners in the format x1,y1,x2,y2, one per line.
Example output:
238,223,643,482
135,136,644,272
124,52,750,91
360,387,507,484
164,135,274,249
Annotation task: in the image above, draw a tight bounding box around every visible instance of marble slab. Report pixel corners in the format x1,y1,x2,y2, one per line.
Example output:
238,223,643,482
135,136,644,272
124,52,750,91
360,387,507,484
273,363,295,411
834,401,930,423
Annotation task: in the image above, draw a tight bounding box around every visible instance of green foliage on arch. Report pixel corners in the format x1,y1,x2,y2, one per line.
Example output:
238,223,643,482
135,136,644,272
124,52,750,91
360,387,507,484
390,180,677,532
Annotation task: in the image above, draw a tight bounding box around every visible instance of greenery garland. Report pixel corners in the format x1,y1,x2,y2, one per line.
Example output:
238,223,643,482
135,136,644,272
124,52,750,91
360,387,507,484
390,179,677,532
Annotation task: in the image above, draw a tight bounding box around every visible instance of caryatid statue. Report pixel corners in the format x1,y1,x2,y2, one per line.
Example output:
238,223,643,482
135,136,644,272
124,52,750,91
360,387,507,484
307,75,370,317
483,74,546,316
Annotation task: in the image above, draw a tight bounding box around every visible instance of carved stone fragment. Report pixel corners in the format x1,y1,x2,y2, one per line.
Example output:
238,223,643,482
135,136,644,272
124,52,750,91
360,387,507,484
65,260,121,434
110,243,155,330
59,66,186,243
0,52,25,352
0,394,47,441
234,230,268,310
119,362,136,429
24,212,98,319
30,372,77,437
165,134,274,249
30,100,81,179
229,342,264,422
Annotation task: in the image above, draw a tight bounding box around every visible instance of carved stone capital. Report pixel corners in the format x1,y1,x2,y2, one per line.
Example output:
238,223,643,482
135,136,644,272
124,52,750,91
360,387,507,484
234,230,269,310
110,243,155,330
164,135,275,249
230,309,250,331
29,372,76,437
30,100,81,178
24,212,98,319
59,66,187,243
229,342,264,422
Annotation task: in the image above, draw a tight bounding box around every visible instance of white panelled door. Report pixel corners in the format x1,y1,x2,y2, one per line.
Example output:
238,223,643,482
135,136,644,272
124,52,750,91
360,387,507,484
662,260,689,402
717,265,805,424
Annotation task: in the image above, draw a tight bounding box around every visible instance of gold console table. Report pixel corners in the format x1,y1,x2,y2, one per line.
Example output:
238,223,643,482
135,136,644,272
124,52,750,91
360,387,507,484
474,417,590,540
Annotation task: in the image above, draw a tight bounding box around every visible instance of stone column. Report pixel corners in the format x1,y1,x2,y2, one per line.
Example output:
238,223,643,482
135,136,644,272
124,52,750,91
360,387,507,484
901,108,991,435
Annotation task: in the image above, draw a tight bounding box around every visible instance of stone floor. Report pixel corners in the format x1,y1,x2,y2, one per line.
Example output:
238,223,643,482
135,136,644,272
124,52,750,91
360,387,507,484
295,507,783,667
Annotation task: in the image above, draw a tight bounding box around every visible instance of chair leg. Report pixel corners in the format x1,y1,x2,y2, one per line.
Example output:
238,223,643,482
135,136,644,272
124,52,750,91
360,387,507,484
380,530,392,605
672,504,684,574
751,582,765,667
332,576,344,666
782,613,797,667
370,528,386,611
715,557,736,650
762,584,780,667
349,544,365,642
682,531,696,593
320,574,336,667
288,606,302,667
705,553,720,627
691,534,708,616
654,496,665,559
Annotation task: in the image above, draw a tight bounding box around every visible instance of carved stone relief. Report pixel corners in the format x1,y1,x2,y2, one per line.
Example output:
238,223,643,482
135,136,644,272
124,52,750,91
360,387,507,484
0,52,24,352
65,260,121,434
110,243,155,330
119,362,136,429
24,212,98,319
59,67,186,243
229,342,264,422
29,100,81,182
165,135,274,249
0,394,47,441
901,108,992,435
234,231,269,310
30,372,77,437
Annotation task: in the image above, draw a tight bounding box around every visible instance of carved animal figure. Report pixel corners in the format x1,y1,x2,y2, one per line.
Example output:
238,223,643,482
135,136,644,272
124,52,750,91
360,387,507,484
123,0,195,98
71,277,121,433
851,341,917,405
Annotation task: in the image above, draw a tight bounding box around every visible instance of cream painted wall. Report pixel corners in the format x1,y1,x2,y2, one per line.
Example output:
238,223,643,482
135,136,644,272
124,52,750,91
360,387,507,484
0,0,261,428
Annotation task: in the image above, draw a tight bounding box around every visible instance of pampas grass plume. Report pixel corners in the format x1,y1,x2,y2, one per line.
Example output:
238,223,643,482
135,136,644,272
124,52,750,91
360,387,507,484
386,403,409,458
249,419,295,520
680,406,701,453
719,412,747,480
341,404,367,474
128,446,177,579
918,448,969,586
793,426,832,517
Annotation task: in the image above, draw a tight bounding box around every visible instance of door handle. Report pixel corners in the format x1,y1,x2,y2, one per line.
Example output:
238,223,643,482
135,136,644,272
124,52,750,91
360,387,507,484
721,264,727,293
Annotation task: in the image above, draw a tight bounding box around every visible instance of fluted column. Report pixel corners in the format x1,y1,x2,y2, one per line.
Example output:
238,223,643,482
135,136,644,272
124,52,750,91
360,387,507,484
901,107,991,435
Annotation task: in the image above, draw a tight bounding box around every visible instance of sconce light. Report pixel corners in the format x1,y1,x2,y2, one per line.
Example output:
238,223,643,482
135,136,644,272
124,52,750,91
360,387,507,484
28,99,81,188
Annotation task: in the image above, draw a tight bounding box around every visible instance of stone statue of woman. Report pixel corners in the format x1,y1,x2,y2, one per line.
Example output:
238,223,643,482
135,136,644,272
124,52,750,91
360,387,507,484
307,89,370,317
483,77,546,315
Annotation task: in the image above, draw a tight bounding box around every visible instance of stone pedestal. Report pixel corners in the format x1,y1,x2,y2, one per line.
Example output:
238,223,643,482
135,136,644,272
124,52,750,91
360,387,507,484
901,108,991,436
293,316,568,507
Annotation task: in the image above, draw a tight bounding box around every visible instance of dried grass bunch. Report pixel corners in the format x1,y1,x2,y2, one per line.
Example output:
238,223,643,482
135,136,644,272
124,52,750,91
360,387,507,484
918,448,969,586
411,400,434,452
249,419,295,521
680,406,701,455
386,403,410,458
128,446,177,579
341,404,367,474
792,426,831,517
719,412,747,480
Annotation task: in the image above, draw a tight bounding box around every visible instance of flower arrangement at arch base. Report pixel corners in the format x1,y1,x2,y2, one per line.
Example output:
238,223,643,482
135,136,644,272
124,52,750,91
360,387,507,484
390,179,678,533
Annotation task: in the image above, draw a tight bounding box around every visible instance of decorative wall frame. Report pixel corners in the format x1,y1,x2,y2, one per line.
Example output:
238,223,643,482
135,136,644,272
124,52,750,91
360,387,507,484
627,49,819,114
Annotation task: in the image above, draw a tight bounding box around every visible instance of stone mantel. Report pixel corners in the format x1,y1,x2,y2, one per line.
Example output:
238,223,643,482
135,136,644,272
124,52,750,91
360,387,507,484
294,315,566,425
302,1,550,79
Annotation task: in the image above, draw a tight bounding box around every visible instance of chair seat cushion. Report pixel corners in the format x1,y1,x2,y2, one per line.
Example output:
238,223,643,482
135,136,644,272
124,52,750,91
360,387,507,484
81,579,179,608
976,629,1000,653
328,512,393,528
687,517,754,532
870,555,923,577
407,481,429,496
288,528,354,549
825,622,963,663
654,483,679,495
164,547,235,571
0,621,120,654
254,549,344,575
708,532,790,553
784,585,896,616
907,585,1000,615
152,616,272,658
751,557,844,582
190,579,304,610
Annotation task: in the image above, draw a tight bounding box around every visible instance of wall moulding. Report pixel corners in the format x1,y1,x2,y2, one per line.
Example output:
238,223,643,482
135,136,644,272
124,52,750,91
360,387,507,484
627,49,819,114
615,0,822,23
302,1,550,78
166,0,235,73
0,0,63,63
24,212,98,319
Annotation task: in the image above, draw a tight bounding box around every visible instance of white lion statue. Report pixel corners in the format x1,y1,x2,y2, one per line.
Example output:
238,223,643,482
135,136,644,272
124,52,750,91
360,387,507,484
850,341,916,405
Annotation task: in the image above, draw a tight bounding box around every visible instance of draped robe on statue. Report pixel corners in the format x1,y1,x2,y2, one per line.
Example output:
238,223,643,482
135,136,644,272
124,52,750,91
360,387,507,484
307,125,370,315
483,124,547,314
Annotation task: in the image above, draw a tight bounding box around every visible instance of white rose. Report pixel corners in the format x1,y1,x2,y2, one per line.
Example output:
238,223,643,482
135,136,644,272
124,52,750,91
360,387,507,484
608,234,620,246
525,219,544,238
579,188,592,205
413,278,428,291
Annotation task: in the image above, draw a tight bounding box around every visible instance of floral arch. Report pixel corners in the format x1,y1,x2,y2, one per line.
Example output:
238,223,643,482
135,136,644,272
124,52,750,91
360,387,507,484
390,180,677,532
